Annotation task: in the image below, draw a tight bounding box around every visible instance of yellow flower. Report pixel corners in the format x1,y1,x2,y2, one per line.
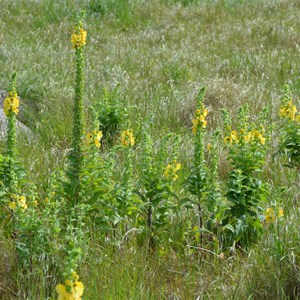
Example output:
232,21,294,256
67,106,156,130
279,100,298,120
56,278,84,300
94,130,103,141
230,131,238,143
93,130,103,148
192,118,198,126
163,160,181,181
71,28,87,49
72,281,84,299
252,130,266,145
243,132,252,143
173,160,181,172
32,201,38,206
18,196,27,210
192,105,208,133
3,93,19,116
277,207,284,218
18,196,26,204
8,201,16,210
195,109,201,115
224,136,232,144
85,133,93,144
45,197,50,203
94,139,100,148
260,137,266,145
56,284,73,300
163,164,171,178
84,131,103,148
121,129,135,147
265,207,275,223
253,130,262,139
295,115,300,123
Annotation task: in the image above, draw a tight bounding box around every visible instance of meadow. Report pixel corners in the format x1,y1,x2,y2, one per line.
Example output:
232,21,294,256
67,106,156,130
0,0,299,299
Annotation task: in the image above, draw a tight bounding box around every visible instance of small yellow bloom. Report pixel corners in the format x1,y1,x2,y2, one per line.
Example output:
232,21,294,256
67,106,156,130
265,207,275,223
253,130,262,139
121,129,135,147
230,131,238,143
192,119,198,126
244,132,252,143
71,28,87,49
163,160,181,181
295,115,300,123
56,277,84,300
202,108,208,117
260,137,266,145
94,130,103,148
3,93,19,116
224,136,232,144
18,196,27,210
8,201,16,210
18,196,26,204
195,109,201,115
85,133,93,143
32,200,38,206
277,207,284,218
45,197,50,203
192,105,208,133
94,130,103,141
279,100,298,120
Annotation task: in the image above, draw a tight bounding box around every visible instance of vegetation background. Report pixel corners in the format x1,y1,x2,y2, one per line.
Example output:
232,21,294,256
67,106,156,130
0,0,299,299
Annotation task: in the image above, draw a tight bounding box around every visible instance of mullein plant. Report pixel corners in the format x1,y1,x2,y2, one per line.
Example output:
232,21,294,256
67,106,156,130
205,131,226,234
79,107,116,240
53,17,87,300
66,15,87,205
186,87,209,244
1,74,26,232
113,129,135,238
136,132,180,252
2,73,19,193
222,106,269,248
278,85,300,174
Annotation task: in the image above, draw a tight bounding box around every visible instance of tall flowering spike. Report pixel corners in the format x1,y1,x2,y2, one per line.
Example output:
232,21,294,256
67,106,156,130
5,73,18,158
193,87,208,166
67,16,87,204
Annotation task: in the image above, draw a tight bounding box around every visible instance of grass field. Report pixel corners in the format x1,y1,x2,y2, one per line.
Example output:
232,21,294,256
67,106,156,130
0,0,299,299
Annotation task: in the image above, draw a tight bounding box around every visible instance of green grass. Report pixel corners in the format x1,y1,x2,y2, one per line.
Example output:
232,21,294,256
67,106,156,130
0,0,300,299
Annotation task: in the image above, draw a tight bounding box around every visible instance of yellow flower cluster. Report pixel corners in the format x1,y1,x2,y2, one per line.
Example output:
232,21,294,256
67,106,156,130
71,28,87,49
121,129,135,147
8,195,27,210
265,207,284,223
224,129,266,145
279,100,298,121
3,92,19,116
192,105,208,134
84,130,103,148
56,272,84,300
163,160,181,181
